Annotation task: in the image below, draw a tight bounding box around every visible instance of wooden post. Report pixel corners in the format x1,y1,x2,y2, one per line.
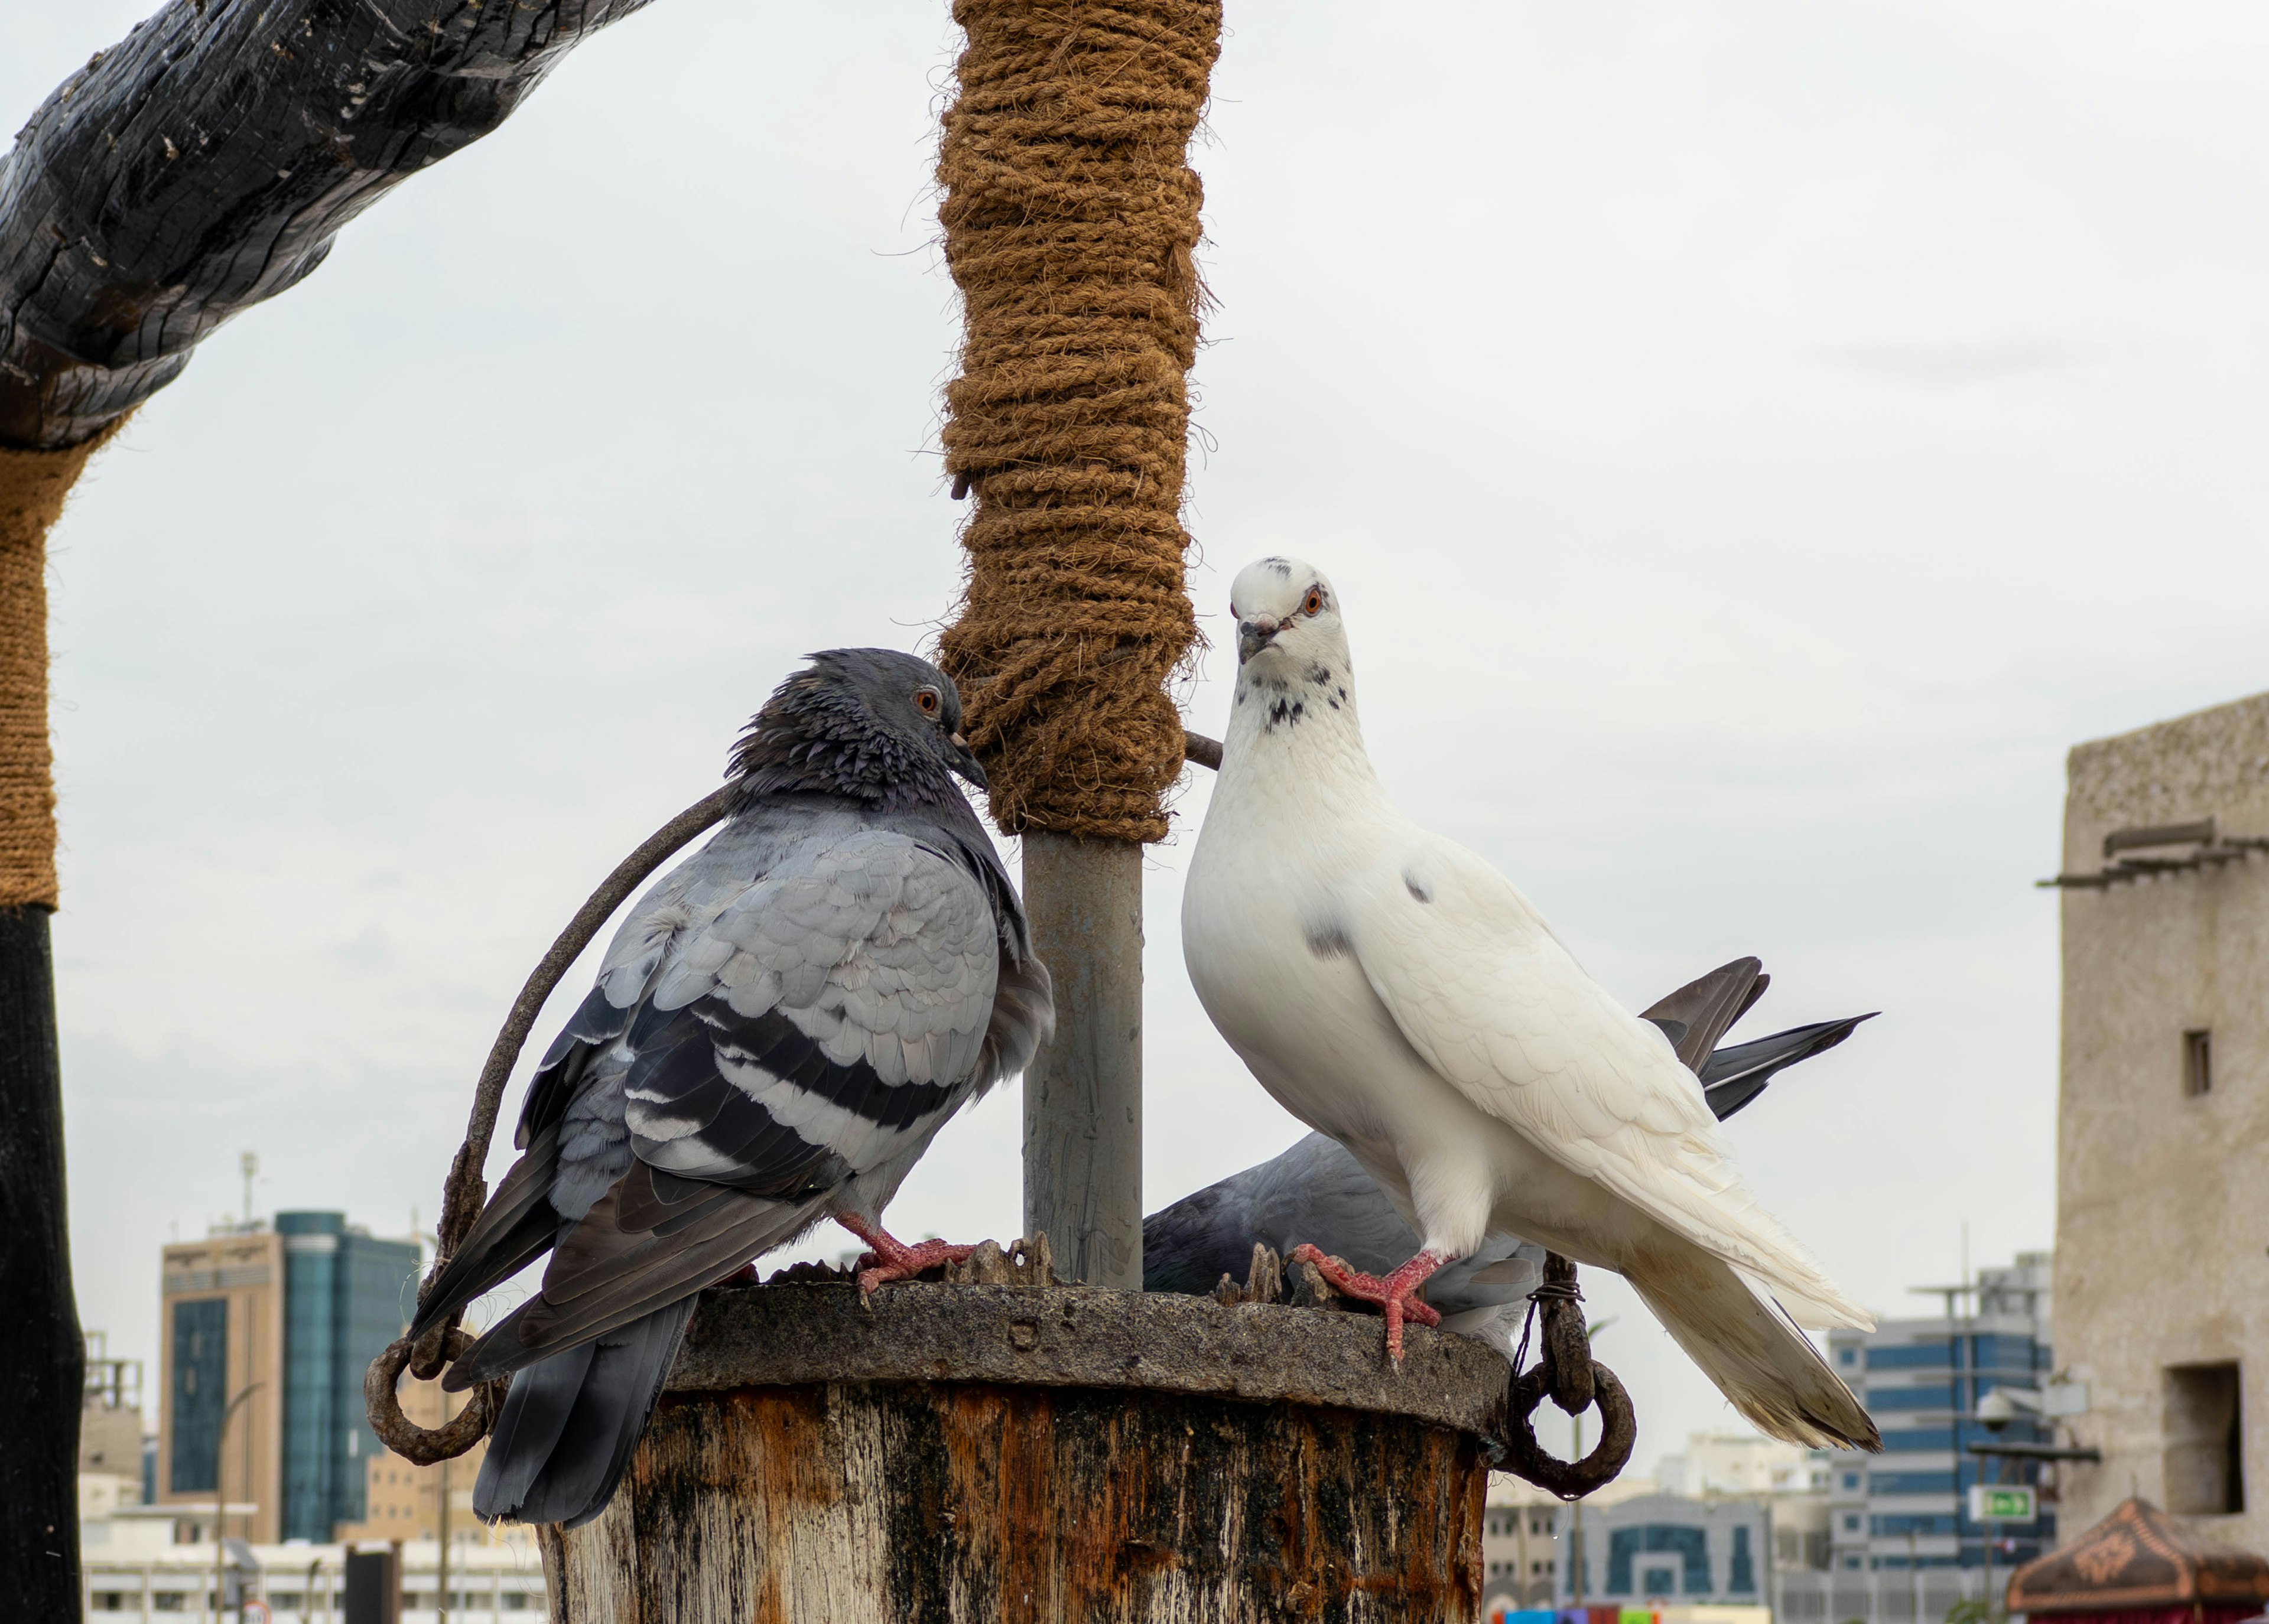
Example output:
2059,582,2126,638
1020,835,1145,1288
545,1281,1503,1622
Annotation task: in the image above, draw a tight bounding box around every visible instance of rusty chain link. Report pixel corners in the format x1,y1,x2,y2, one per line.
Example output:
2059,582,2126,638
1495,1252,1638,1499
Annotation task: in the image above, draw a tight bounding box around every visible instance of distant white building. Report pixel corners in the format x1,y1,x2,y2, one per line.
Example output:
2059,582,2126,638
1655,1433,1832,1499
77,1490,549,1619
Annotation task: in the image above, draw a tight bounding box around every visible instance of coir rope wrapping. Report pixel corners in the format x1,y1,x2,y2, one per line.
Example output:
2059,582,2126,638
0,421,128,909
935,0,1221,844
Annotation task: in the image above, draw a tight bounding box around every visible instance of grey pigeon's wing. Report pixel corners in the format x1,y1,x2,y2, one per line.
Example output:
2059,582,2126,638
1141,1131,1546,1315
1639,957,1767,1072
1700,1013,1874,1121
1142,1164,1264,1294
450,826,1005,1385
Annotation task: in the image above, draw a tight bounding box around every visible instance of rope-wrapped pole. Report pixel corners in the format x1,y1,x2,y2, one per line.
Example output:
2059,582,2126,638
0,425,124,1620
936,0,1221,1288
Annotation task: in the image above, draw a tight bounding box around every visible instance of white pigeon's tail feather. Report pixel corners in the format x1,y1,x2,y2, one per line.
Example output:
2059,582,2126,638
1627,1244,1881,1452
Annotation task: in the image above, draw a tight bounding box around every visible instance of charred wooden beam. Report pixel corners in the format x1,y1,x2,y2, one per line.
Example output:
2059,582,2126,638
0,8,662,1612
0,0,659,450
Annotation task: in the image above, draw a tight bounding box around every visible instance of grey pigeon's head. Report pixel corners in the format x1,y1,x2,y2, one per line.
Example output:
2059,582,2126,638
729,648,988,803
1230,556,1348,671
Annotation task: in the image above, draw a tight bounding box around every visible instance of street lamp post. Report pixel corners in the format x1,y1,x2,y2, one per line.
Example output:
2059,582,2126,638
213,1382,263,1624
1566,1316,1617,1610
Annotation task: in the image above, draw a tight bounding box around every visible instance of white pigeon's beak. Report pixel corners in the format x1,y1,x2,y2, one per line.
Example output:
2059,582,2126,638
1237,614,1283,663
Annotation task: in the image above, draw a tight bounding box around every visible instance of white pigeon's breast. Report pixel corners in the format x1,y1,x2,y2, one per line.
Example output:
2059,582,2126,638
1183,799,1444,1146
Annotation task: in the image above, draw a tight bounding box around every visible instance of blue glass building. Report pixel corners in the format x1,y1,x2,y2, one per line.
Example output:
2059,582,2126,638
277,1212,422,1542
1826,1252,2057,1573
158,1211,420,1543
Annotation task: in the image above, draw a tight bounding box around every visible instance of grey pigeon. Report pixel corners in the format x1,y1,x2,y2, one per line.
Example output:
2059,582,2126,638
406,649,1053,1527
1145,959,1870,1354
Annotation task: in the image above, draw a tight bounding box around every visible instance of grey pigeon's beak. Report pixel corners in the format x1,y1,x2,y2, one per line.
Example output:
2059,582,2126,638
950,731,989,791
1237,614,1282,664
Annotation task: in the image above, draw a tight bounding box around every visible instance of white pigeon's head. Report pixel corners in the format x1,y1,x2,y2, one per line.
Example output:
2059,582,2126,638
1228,555,1348,675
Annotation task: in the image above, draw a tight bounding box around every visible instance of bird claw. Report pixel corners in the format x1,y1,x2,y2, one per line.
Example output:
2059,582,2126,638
1289,1243,1445,1363
834,1214,980,1300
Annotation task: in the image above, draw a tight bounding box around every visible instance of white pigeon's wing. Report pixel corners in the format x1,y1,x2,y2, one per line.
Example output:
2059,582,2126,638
1342,834,1871,1330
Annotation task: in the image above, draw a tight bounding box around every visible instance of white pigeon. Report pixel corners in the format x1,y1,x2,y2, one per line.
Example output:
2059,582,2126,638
1181,556,1880,1450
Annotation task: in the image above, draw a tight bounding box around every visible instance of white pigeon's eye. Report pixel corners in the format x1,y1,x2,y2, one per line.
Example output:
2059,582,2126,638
1302,587,1324,616
913,686,942,718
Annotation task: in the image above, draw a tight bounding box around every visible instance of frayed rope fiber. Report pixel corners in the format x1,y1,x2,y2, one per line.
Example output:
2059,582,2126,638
936,0,1221,845
0,421,127,910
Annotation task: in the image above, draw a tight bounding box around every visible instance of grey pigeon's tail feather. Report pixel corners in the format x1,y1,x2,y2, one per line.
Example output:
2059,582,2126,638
1639,958,1766,1072
1699,1014,1874,1122
473,1298,695,1529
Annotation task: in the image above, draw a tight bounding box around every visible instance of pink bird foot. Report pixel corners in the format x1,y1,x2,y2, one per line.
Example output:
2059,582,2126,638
836,1213,981,1298
1290,1243,1447,1363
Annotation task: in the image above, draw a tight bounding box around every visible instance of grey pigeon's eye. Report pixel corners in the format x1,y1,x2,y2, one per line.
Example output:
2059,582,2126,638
912,685,943,719
1302,587,1324,616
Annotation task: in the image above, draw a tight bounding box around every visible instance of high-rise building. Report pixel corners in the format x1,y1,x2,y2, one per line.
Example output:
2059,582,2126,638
156,1212,421,1543
2050,691,2269,1551
1824,1252,2057,1576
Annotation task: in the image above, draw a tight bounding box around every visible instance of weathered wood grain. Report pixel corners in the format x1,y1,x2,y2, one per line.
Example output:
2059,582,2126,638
0,0,658,448
546,1283,1504,1623
670,1281,1515,1442
550,1382,1489,1623
0,908,78,1622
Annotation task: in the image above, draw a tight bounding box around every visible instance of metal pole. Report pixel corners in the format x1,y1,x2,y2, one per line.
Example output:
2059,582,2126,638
1019,834,1143,1289
213,1382,262,1624
1570,1409,1587,1607
437,1451,450,1624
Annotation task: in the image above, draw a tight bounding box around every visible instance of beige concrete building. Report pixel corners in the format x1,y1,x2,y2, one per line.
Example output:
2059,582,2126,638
334,1365,515,1548
2053,690,2269,1553
155,1225,288,1545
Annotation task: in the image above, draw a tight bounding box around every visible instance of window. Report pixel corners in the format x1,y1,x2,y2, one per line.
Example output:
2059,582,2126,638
1841,1473,1862,1492
1839,1348,1857,1367
1879,1427,1957,1452
168,1298,228,1493
1843,1515,1862,1532
2185,1030,2212,1097
1867,1343,1953,1371
2164,1362,2245,1515
1607,1525,1710,1596
1870,1384,1956,1411
1871,1471,1957,1496
1730,1525,1757,1593
1873,1514,1959,1537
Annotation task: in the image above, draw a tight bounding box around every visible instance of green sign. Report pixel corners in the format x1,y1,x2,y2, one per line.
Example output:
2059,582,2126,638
1969,1485,2036,1522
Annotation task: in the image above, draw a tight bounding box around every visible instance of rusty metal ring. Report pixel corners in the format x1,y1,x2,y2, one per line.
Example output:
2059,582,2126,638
365,1326,503,1466
1496,1357,1637,1500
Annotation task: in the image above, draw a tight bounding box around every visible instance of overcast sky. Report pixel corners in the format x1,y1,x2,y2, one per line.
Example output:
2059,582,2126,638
11,1,2268,1473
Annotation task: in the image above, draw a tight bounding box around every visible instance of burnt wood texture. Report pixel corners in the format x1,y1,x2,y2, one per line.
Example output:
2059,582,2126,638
0,7,657,1613
0,0,658,450
546,1282,1504,1622
0,908,80,1619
